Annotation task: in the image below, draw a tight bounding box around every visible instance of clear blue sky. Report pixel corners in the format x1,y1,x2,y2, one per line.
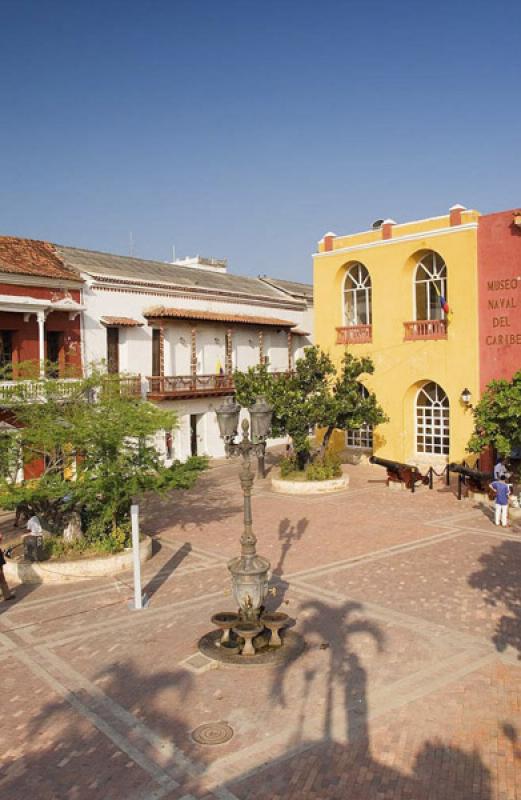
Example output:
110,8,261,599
1,0,519,282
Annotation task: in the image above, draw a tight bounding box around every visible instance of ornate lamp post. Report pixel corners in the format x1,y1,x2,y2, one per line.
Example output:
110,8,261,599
215,396,273,622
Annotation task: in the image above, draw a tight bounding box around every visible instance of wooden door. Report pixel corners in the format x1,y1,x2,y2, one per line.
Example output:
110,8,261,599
152,329,161,376
46,331,62,377
107,328,119,374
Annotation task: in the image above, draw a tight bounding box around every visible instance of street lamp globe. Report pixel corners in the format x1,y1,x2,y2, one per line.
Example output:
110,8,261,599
248,395,273,442
215,396,240,441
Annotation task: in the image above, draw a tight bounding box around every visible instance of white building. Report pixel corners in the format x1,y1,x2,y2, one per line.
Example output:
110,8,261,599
52,247,313,461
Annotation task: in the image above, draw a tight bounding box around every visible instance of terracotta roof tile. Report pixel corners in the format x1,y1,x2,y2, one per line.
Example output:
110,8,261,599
0,237,80,281
100,316,143,327
143,306,295,327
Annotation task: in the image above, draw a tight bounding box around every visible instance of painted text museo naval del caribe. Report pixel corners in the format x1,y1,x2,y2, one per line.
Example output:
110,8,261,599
485,277,521,346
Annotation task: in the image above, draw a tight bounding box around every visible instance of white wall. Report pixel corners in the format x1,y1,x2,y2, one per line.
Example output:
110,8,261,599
80,277,313,461
81,281,311,376
161,397,226,461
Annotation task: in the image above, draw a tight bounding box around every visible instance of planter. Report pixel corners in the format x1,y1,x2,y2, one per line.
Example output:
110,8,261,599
4,536,153,585
271,474,349,495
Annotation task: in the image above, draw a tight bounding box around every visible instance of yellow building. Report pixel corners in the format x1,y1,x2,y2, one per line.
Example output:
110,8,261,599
313,205,481,467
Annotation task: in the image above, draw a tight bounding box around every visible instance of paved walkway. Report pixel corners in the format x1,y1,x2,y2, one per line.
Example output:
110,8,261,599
2,459,521,799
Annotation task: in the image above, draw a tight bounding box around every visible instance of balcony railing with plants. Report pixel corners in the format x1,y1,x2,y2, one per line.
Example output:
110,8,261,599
336,325,372,345
403,320,448,341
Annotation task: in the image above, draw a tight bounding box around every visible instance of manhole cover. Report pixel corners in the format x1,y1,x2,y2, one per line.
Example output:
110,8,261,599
191,721,234,746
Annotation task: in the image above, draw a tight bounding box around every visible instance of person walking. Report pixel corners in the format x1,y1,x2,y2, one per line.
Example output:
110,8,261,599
490,474,511,527
0,532,15,601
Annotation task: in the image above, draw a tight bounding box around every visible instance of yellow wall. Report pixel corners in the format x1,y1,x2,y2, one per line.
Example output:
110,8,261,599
314,214,481,465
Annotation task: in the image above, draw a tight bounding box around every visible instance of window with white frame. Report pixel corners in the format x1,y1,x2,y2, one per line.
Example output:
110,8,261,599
346,385,373,449
346,424,373,449
414,252,447,321
343,263,372,326
416,382,450,455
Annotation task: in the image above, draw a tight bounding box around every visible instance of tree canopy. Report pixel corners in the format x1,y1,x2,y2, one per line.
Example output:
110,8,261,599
467,370,521,460
0,370,206,537
234,346,387,466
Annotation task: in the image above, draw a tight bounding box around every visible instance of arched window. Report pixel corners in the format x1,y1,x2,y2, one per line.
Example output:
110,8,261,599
416,382,450,455
344,263,372,326
346,385,373,450
414,252,447,321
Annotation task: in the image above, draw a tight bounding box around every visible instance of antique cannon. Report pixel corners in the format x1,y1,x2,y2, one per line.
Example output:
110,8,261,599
448,463,494,499
369,456,429,492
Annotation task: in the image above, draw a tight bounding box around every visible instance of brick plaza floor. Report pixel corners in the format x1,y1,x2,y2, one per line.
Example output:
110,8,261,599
2,458,521,799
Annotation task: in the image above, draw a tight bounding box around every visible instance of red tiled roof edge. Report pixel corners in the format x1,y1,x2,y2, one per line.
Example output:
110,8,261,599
143,306,295,327
100,316,143,327
0,237,80,281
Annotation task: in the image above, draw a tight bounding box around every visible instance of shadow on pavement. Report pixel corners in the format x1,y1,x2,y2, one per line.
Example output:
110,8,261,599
469,538,521,658
226,597,496,800
143,540,192,601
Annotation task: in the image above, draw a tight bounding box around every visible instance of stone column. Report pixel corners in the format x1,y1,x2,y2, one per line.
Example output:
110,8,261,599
287,330,293,371
258,330,264,365
225,329,233,375
159,324,165,377
190,327,197,376
36,310,46,378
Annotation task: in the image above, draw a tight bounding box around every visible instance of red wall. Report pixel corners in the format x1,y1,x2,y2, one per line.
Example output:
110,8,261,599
0,284,82,374
477,210,521,392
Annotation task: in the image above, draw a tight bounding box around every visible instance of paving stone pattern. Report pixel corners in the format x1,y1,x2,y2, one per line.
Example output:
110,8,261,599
1,460,521,799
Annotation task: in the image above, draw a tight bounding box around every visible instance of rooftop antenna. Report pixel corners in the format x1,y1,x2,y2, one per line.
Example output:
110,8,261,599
129,231,134,257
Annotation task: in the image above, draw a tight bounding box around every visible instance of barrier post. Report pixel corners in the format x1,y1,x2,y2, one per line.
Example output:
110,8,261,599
130,504,148,610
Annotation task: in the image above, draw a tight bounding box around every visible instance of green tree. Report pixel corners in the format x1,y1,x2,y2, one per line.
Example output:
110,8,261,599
467,370,521,464
0,369,207,537
234,346,387,469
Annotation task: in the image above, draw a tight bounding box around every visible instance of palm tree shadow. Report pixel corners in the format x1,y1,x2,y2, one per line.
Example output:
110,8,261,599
0,659,205,799
272,599,384,748
265,517,308,612
257,597,495,799
0,623,500,800
468,539,521,657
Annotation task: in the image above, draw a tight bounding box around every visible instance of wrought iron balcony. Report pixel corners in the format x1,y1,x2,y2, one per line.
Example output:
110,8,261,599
403,320,448,341
336,325,372,345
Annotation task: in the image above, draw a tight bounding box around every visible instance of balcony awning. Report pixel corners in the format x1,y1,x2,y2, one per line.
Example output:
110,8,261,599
143,306,295,327
101,316,143,327
0,294,85,316
291,327,311,336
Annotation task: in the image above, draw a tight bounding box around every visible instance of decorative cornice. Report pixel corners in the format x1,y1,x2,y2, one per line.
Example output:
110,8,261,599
312,221,478,259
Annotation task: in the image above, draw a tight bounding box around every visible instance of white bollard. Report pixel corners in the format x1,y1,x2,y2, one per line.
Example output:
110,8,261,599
130,504,148,610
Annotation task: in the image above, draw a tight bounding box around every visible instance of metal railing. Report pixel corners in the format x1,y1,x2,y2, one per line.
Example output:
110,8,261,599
0,375,143,404
336,325,372,344
0,378,80,403
403,320,448,341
